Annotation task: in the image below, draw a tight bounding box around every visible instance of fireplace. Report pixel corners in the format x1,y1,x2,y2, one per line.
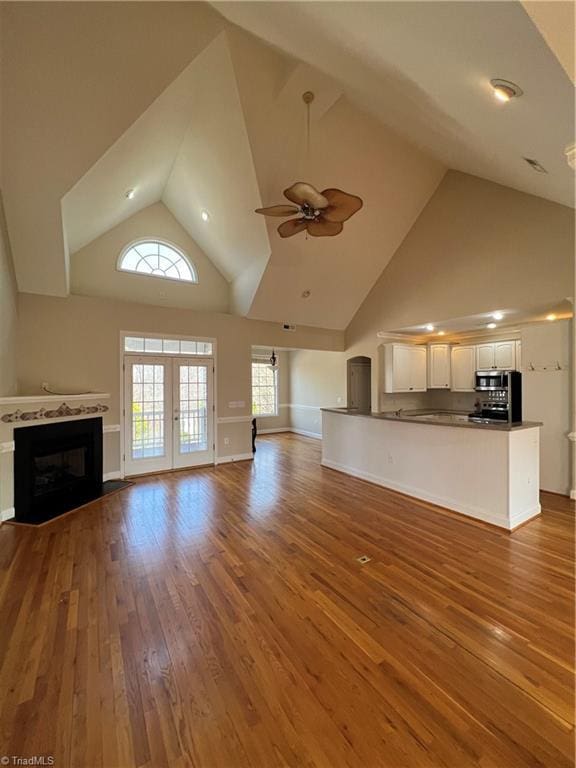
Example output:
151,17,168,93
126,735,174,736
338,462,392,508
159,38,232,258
14,418,103,524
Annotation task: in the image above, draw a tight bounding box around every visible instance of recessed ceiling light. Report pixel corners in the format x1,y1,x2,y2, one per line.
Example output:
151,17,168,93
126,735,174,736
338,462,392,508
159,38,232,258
125,188,135,200
490,79,523,103
437,331,445,336
492,311,503,321
425,324,435,332
487,323,497,329
201,210,210,222
546,313,557,321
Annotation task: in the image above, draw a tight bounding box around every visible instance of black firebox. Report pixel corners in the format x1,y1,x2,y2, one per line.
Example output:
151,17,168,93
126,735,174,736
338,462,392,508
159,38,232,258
14,417,103,524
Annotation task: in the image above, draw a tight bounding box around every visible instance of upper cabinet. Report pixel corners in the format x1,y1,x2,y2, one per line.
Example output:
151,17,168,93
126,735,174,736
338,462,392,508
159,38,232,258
451,346,476,392
476,341,516,370
427,344,451,389
382,344,427,393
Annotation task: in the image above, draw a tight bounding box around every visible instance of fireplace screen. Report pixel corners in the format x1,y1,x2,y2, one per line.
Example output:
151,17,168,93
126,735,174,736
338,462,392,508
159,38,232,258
33,446,87,496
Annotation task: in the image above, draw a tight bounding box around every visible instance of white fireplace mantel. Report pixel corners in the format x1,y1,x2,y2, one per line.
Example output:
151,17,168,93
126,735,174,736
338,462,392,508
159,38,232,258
0,392,110,405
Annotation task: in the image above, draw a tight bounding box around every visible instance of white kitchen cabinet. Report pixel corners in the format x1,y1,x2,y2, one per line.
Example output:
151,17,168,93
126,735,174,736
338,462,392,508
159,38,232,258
451,346,476,391
427,344,451,389
383,344,427,393
476,341,516,370
494,341,516,369
476,343,495,369
515,340,522,370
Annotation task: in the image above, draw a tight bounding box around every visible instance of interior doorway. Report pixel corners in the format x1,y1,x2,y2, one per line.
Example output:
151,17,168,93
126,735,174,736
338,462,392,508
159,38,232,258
347,356,371,412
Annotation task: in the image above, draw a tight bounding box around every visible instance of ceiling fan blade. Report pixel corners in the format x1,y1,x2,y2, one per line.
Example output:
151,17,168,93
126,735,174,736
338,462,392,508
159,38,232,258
320,188,363,222
307,219,344,237
277,218,308,238
284,182,328,209
255,204,299,217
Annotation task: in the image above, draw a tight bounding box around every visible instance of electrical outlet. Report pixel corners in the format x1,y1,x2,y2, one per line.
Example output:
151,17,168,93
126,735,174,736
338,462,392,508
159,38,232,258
387,454,394,464
224,437,230,446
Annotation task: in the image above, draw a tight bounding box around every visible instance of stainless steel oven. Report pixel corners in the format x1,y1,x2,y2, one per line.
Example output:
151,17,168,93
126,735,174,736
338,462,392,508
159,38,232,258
471,370,522,424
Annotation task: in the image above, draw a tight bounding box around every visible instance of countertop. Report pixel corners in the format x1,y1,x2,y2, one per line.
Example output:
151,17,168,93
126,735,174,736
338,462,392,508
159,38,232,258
321,408,542,432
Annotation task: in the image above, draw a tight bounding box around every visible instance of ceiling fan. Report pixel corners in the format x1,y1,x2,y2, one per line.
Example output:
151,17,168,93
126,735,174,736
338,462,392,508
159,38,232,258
255,92,363,238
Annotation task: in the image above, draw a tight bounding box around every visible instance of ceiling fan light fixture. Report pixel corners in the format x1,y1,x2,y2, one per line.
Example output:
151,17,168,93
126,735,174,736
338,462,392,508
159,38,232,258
254,91,363,239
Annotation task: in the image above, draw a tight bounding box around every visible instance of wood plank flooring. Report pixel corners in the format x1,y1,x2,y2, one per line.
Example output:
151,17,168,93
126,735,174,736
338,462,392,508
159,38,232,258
0,433,574,767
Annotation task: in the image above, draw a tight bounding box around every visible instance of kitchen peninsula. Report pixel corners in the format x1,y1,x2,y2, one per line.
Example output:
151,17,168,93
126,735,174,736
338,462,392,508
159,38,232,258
321,408,542,530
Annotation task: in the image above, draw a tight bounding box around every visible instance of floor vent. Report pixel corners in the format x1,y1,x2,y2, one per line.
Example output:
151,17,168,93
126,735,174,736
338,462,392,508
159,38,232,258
356,555,371,564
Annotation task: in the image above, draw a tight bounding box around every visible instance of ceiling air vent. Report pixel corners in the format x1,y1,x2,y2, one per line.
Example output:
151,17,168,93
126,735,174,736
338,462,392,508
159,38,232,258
282,323,296,332
523,157,548,174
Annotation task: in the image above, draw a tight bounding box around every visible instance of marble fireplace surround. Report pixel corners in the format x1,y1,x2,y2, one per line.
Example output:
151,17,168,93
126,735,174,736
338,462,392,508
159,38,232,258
0,392,116,522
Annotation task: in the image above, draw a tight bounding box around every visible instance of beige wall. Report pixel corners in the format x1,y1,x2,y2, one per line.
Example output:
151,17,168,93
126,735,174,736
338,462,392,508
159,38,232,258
16,293,344,466
0,192,17,396
288,350,347,436
347,171,574,350
521,319,572,495
71,202,230,313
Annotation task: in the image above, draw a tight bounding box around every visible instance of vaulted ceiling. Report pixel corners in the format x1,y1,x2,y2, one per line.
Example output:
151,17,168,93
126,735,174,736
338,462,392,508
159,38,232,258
1,1,573,330
216,0,575,207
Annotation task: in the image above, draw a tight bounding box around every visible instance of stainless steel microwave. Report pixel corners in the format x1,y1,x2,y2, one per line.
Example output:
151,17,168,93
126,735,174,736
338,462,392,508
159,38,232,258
475,370,511,391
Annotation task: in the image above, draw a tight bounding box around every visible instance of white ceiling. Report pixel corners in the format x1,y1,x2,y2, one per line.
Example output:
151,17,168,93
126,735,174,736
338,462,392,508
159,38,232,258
161,34,270,314
60,23,445,329
215,0,575,208
3,1,573,332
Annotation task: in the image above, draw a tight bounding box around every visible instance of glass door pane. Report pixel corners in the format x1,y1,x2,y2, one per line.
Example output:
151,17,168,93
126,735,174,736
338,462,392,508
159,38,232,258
173,359,214,468
124,357,172,475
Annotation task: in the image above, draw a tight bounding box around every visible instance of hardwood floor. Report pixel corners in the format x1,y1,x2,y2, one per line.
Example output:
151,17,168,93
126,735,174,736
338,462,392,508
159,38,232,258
0,433,574,768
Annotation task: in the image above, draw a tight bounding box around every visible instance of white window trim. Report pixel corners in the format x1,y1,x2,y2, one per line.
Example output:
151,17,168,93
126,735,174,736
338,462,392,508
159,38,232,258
117,238,198,284
121,331,215,356
251,361,279,418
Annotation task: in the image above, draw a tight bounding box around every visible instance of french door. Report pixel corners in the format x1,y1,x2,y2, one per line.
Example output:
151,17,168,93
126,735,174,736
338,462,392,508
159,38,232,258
124,356,214,476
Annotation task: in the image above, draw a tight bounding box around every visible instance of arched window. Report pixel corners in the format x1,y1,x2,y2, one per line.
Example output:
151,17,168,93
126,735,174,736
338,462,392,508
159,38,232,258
118,240,197,283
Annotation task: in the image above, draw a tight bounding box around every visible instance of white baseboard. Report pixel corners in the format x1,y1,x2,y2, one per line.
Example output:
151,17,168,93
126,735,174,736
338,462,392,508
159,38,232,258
321,458,519,530
1,507,15,522
215,453,254,465
258,428,290,434
103,471,123,481
510,505,542,529
290,428,322,439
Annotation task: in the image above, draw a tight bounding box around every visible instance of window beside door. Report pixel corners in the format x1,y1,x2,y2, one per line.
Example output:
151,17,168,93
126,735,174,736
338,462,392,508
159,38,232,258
251,362,278,416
